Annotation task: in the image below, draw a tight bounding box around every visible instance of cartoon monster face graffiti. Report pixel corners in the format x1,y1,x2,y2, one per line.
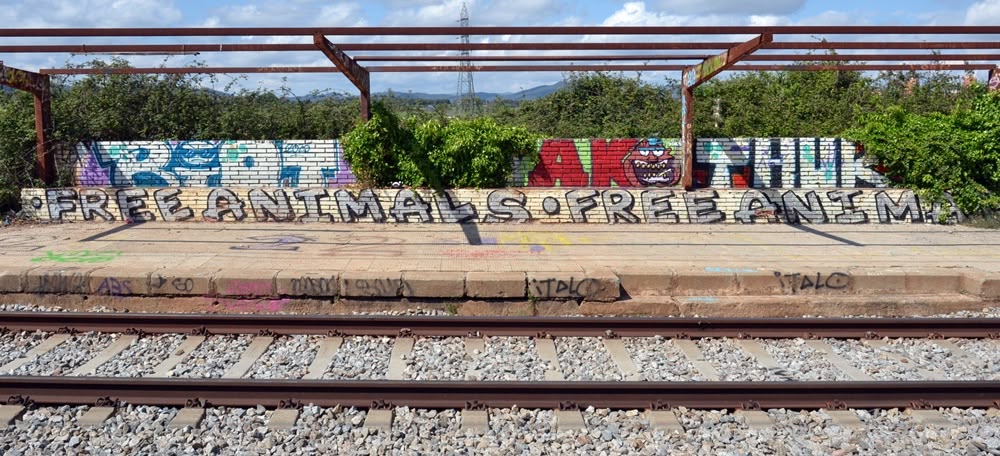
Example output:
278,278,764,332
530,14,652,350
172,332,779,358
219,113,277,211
622,138,679,187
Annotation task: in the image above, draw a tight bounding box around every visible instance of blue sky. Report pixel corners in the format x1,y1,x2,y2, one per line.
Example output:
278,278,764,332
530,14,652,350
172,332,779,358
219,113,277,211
2,0,997,95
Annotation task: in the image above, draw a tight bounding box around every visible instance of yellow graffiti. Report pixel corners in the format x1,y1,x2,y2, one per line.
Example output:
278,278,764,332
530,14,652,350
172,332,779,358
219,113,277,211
496,232,582,254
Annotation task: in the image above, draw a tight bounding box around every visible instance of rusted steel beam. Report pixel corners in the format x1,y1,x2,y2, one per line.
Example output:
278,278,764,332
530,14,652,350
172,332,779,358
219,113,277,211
2,377,999,410
340,43,739,51
354,54,714,61
990,66,1000,91
314,34,370,120
1,26,998,37
368,64,688,72
354,53,1000,62
688,34,773,89
735,63,997,71
0,44,317,53
681,34,773,189
40,66,344,75
770,42,1000,50
0,63,55,184
745,53,1000,62
40,63,994,76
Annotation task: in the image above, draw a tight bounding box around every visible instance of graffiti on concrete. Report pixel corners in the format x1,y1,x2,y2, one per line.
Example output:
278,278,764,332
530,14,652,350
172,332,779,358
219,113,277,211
774,271,851,293
231,235,313,251
31,250,122,264
694,138,887,189
528,138,682,187
28,187,961,225
72,140,354,188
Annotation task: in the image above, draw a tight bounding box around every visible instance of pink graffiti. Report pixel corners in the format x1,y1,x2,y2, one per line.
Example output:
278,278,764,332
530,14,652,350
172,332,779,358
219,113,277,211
222,280,272,296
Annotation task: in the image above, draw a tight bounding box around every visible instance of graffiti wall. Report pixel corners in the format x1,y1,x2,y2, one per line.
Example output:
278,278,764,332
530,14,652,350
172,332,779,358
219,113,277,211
64,140,356,188
694,138,887,189
22,187,958,224
63,137,887,191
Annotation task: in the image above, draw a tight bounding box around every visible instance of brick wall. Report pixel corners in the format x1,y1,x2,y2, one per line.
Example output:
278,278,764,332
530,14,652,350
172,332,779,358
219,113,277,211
62,137,887,191
22,187,956,224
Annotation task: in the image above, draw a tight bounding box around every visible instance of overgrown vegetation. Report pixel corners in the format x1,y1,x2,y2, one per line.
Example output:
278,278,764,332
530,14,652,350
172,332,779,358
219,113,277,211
0,58,995,218
846,90,999,217
342,101,538,189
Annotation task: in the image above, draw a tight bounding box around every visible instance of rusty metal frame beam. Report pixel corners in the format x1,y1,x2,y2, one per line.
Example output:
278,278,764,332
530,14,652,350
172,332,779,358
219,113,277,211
313,34,371,120
0,62,55,185
1,25,999,37
39,63,995,76
680,34,772,189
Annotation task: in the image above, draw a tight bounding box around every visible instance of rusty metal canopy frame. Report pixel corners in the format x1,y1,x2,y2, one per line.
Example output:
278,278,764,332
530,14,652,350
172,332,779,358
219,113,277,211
1,25,999,187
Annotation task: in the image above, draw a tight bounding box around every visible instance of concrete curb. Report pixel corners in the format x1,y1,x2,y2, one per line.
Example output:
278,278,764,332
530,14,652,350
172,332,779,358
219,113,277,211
0,266,997,303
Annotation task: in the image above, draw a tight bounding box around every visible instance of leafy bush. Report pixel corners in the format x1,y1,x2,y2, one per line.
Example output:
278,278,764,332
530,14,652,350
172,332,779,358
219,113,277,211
846,90,1000,217
343,103,539,189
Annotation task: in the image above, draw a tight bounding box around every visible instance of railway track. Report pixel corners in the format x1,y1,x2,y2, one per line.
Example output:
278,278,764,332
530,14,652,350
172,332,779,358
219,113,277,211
1,311,999,453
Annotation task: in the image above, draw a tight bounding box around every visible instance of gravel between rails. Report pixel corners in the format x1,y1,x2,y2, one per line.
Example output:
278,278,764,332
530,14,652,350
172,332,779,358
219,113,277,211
868,338,985,380
93,334,187,377
321,336,393,380
7,332,115,376
467,337,550,381
954,339,1000,380
760,339,853,382
403,337,468,381
0,331,50,367
623,336,698,381
168,335,253,378
825,339,926,381
696,338,786,381
247,335,323,380
555,337,625,381
1,406,997,455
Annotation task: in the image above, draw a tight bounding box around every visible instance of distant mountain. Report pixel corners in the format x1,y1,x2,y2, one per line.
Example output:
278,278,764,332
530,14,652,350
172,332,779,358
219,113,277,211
374,81,566,102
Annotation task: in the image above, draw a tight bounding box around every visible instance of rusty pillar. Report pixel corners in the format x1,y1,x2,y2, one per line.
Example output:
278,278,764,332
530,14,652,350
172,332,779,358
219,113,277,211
680,70,695,189
1,63,55,184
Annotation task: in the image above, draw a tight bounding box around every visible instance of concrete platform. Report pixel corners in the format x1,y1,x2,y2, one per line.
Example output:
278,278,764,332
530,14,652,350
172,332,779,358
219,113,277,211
0,222,997,316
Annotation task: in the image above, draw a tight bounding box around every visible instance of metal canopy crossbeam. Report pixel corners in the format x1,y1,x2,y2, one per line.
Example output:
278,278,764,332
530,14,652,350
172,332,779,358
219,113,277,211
2,25,999,187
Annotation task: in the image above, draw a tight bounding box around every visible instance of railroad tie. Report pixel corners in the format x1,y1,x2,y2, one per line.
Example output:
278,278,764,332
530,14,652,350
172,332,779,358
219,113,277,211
735,409,774,430
303,337,343,380
823,410,864,429
149,336,207,378
168,407,206,430
386,337,415,380
863,340,946,381
70,335,138,376
460,408,490,435
463,336,486,381
672,340,720,381
735,340,796,381
0,334,71,374
647,410,685,434
0,405,25,426
803,340,874,381
77,406,116,427
223,336,275,379
533,338,587,432
602,338,643,381
267,409,300,431
363,408,394,433
905,409,955,428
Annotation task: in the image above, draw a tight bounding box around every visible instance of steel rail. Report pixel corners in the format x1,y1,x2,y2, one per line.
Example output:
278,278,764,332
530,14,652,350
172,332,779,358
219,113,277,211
0,377,997,410
2,312,998,338
1,26,998,37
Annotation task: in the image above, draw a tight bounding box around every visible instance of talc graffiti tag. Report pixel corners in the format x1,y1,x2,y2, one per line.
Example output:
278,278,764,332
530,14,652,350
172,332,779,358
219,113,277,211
31,250,122,264
774,271,851,294
530,277,596,299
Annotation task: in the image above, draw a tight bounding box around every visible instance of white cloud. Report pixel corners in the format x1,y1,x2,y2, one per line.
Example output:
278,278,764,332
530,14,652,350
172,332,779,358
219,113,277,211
647,0,805,16
201,1,366,27
2,0,182,28
965,0,1000,24
384,0,572,26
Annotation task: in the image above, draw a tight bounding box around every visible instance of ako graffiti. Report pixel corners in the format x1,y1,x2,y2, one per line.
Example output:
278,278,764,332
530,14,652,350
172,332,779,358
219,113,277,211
26,187,961,225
